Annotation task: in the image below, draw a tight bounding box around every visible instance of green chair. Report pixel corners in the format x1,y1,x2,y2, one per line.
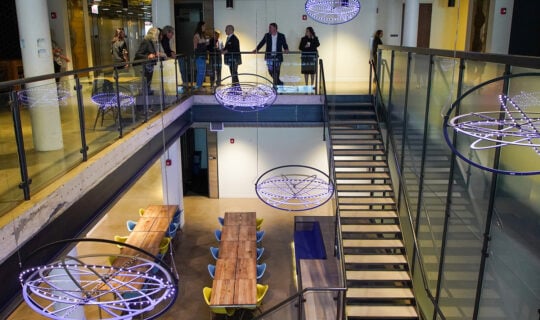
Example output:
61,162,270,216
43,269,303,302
202,286,236,317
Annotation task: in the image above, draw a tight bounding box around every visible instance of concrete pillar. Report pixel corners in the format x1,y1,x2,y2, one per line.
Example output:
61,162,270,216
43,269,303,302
161,139,184,228
403,0,419,47
15,0,63,151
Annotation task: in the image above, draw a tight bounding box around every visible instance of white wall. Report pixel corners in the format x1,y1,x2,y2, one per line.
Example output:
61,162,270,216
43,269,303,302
486,0,513,54
217,127,328,197
214,0,380,83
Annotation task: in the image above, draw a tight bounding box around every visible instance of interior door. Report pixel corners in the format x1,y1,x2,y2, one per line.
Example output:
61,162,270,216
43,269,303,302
207,130,219,198
417,4,432,48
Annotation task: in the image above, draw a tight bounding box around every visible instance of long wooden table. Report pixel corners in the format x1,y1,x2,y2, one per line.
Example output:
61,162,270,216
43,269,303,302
110,205,178,280
210,212,258,308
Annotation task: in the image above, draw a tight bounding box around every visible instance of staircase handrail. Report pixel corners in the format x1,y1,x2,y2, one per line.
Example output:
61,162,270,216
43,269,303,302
252,287,347,320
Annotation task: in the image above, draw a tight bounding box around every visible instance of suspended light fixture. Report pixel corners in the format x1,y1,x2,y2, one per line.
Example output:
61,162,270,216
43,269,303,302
214,73,277,112
226,0,233,9
19,238,179,320
305,0,361,25
255,165,335,211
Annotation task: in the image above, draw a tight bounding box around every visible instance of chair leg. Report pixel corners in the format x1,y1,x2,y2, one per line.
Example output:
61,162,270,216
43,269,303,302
93,108,102,130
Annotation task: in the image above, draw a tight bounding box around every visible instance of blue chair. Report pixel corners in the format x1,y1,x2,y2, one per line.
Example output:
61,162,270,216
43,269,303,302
210,247,219,260
167,222,179,238
214,229,222,242
256,247,264,261
256,263,267,280
173,210,181,224
126,220,137,232
208,264,216,279
217,216,225,226
256,230,265,243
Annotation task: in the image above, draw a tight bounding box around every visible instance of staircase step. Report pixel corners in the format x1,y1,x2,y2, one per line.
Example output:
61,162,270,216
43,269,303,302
344,239,404,249
333,149,385,156
329,101,373,107
345,254,407,265
335,167,389,173
329,110,375,116
332,140,383,146
332,120,378,125
346,270,411,281
336,172,390,179
348,287,415,299
330,129,380,135
340,210,398,219
337,185,393,192
339,197,395,205
334,160,388,167
342,225,400,233
347,305,418,318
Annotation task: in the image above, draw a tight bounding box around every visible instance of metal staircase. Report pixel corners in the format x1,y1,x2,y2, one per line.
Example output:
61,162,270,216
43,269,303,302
328,96,419,320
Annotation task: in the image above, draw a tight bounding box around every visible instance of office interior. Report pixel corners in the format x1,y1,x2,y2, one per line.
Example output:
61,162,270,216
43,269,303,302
0,0,539,319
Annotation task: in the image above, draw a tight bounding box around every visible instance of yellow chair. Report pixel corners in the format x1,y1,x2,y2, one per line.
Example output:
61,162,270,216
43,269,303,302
256,284,269,307
159,237,171,255
202,286,235,317
114,235,129,248
256,218,264,231
138,208,145,217
108,256,117,265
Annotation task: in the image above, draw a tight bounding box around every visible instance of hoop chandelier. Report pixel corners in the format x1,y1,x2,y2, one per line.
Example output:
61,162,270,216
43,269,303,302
214,73,277,112
17,85,70,107
19,239,178,320
305,0,361,25
255,165,335,211
444,73,540,175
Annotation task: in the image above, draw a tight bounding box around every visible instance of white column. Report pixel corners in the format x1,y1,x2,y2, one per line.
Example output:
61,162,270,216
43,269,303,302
161,139,184,228
15,0,63,151
402,0,419,47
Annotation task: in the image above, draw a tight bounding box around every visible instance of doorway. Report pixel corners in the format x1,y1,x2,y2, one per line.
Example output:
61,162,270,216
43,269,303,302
417,4,432,48
181,127,218,198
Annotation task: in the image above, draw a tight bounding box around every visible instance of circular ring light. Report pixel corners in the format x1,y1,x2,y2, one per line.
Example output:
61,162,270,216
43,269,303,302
214,73,277,112
443,73,540,175
19,238,178,320
305,0,361,25
17,85,70,107
255,165,335,211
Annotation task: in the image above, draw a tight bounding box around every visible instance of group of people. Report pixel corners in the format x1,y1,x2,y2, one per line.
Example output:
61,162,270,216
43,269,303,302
108,22,323,95
192,22,320,88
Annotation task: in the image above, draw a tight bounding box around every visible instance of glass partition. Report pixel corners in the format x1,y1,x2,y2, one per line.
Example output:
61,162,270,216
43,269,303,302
379,45,540,319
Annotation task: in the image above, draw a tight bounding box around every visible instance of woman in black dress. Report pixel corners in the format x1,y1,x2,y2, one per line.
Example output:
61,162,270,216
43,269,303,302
298,27,320,86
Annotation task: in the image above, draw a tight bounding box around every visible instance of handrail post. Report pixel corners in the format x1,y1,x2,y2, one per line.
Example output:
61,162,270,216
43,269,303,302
10,90,31,200
113,67,124,137
74,75,88,161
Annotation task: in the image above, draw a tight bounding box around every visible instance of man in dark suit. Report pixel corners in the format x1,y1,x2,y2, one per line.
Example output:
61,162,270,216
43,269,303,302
223,25,242,85
253,22,289,86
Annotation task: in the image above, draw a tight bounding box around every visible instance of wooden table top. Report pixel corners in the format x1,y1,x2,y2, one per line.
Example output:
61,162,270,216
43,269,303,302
210,212,258,307
143,205,179,218
224,212,256,226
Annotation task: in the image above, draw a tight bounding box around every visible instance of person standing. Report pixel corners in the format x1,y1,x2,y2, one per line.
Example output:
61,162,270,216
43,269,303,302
208,30,223,87
161,25,175,58
111,28,129,69
222,25,241,86
371,29,383,66
193,21,208,89
52,40,70,83
134,27,165,95
298,26,319,86
253,22,289,86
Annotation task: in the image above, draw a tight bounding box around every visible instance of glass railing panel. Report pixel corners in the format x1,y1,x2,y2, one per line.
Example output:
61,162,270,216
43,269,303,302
14,80,84,195
379,50,392,103
482,193,540,319
255,295,301,320
388,51,409,167
436,162,487,319
0,91,26,214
